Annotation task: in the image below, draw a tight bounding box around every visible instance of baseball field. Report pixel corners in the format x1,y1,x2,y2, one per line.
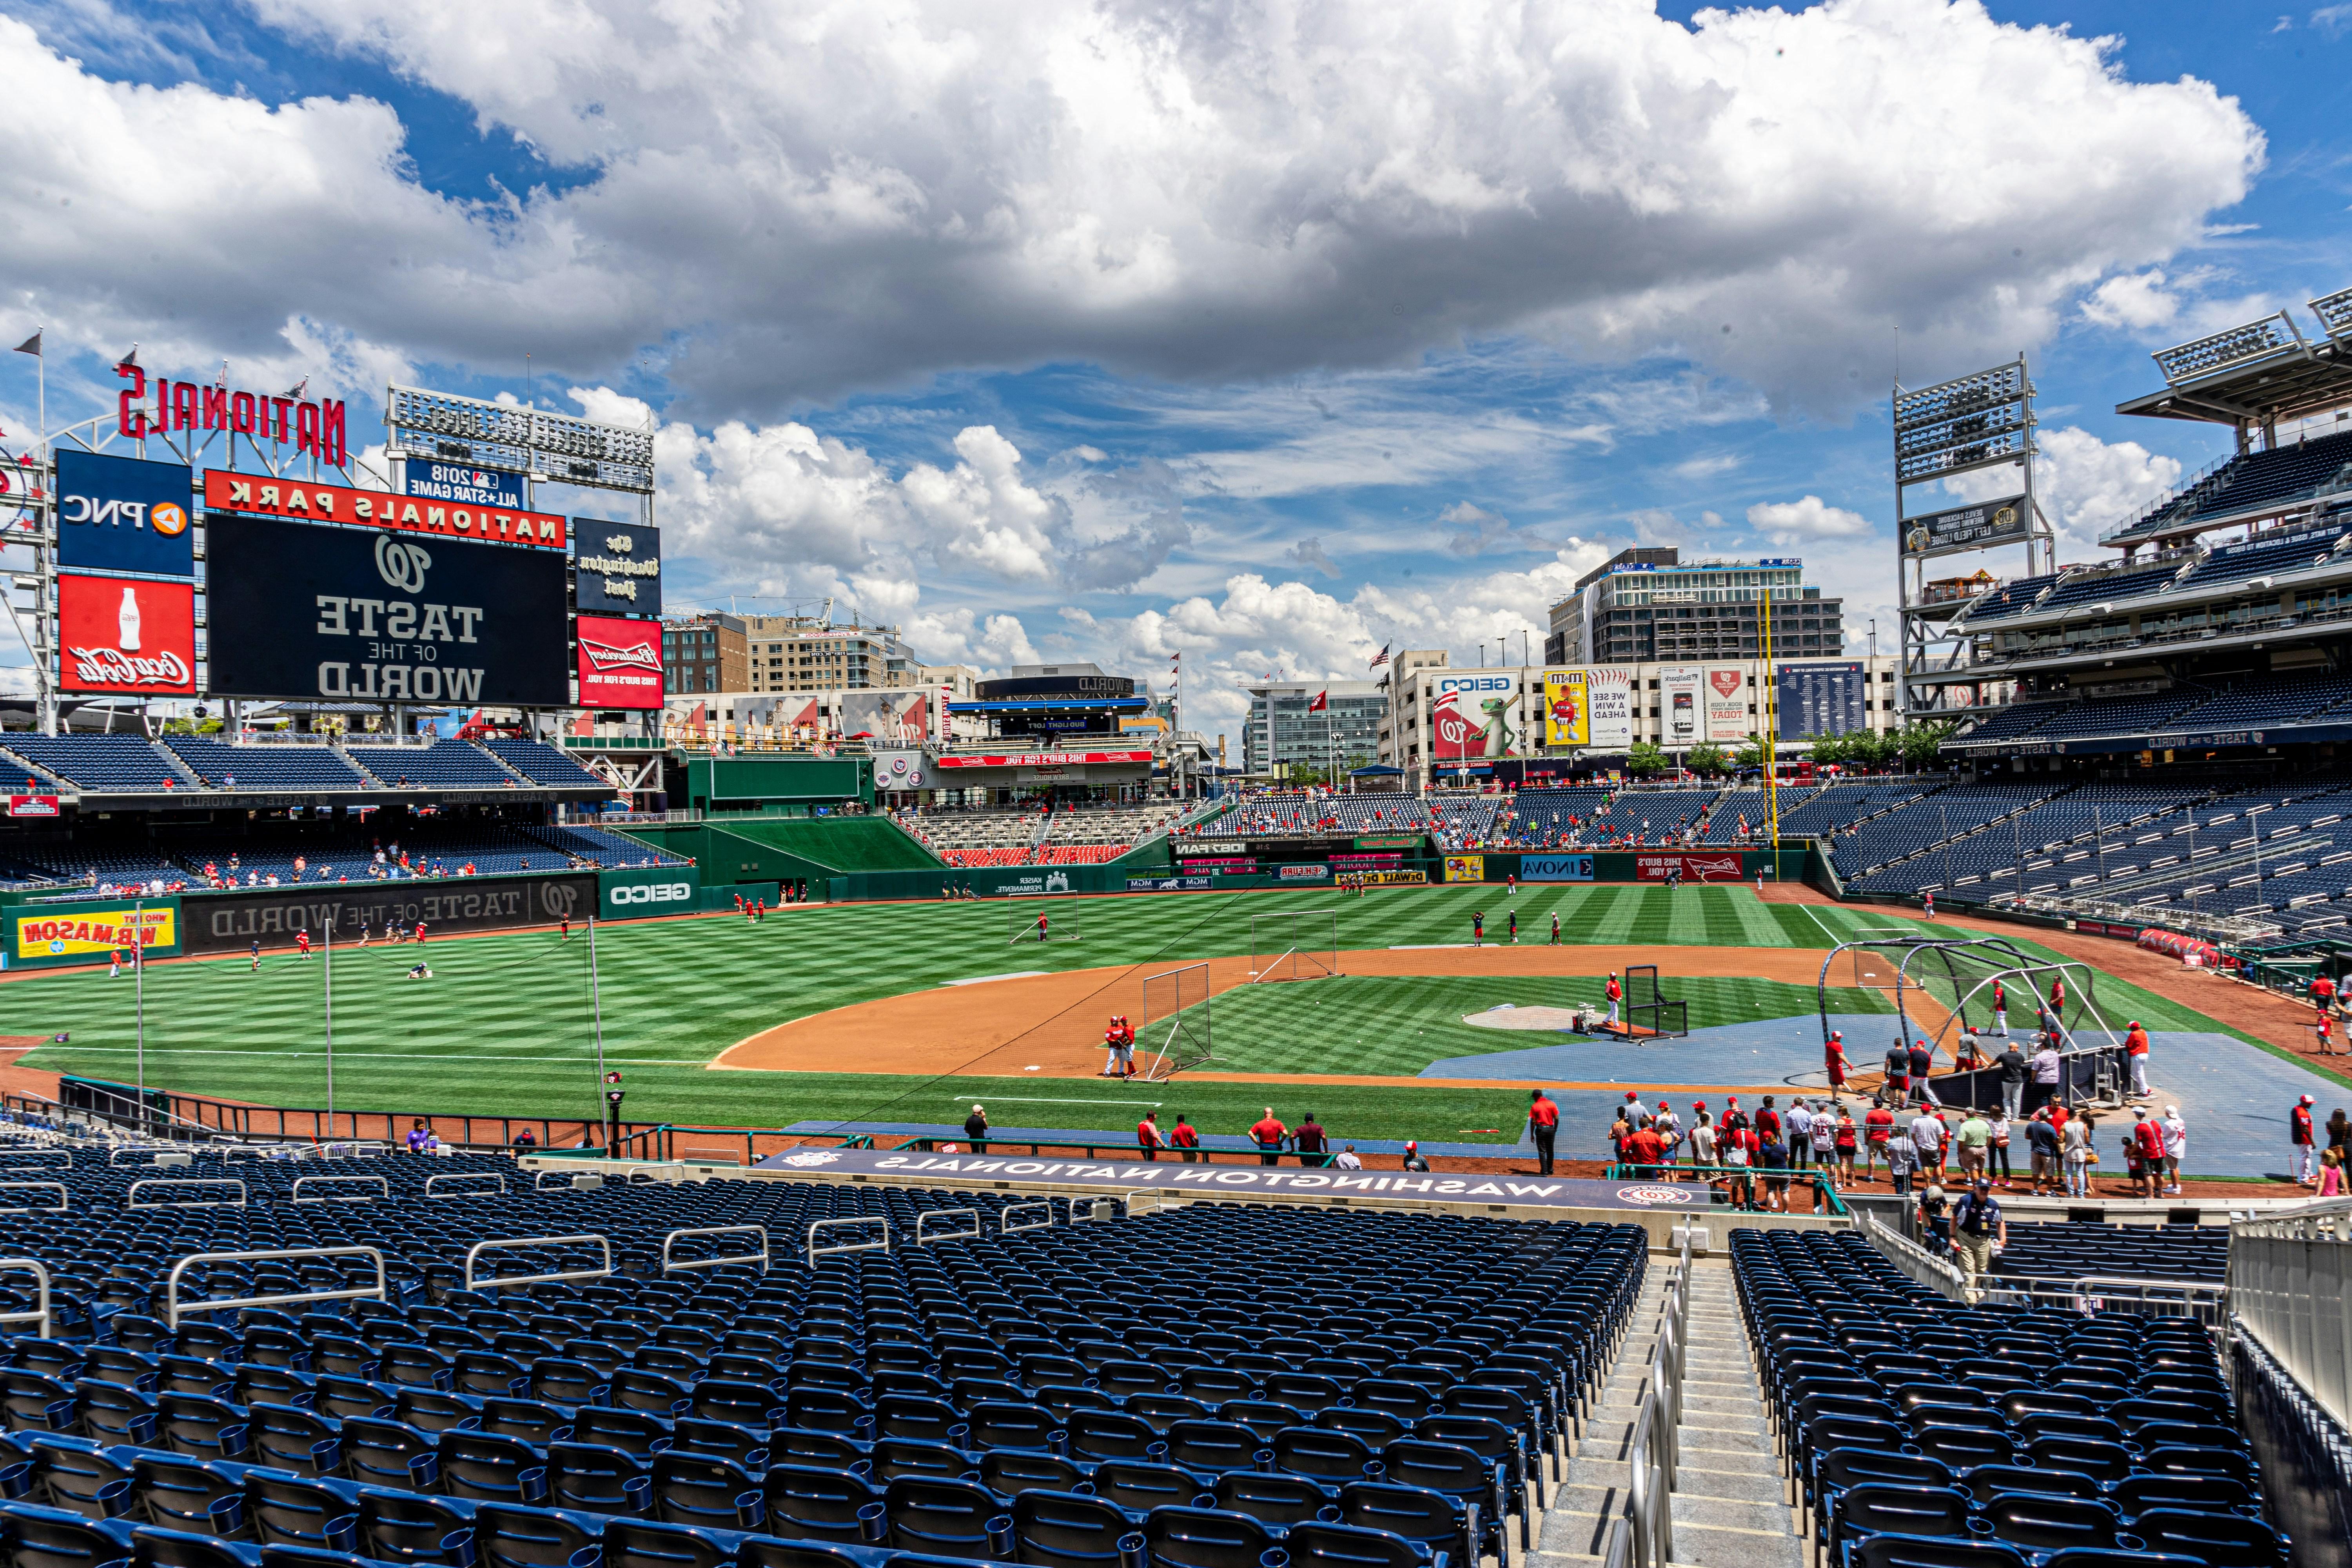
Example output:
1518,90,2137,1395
4,881,2333,1166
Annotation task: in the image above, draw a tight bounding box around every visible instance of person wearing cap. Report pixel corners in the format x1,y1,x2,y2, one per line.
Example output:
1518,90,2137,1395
1991,978,2008,1037
2293,1094,2318,1185
2123,1020,2151,1100
2159,1105,2187,1196
1907,1038,1941,1108
1606,971,1622,1025
963,1103,990,1153
1401,1140,1431,1172
1688,1106,1717,1169
1824,1031,1849,1103
1653,1100,1682,1175
1882,1041,1911,1108
2128,1107,2166,1198
1950,1176,2007,1302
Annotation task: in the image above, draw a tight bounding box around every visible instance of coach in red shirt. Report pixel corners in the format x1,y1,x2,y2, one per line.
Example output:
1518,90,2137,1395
1250,1109,1289,1167
1527,1089,1561,1176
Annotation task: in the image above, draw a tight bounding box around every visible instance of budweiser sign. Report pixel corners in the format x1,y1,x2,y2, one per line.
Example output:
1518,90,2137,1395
57,575,196,695
203,471,566,550
575,614,664,710
1634,852,1742,883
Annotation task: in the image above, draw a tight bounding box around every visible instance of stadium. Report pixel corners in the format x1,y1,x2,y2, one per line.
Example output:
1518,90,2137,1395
1,45,2350,1568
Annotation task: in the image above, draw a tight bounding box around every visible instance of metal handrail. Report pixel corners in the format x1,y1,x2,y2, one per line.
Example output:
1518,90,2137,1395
1978,1270,2229,1328
290,1174,390,1204
914,1208,981,1247
126,1178,247,1209
463,1234,614,1292
1857,1210,1966,1299
0,1183,68,1214
425,1173,508,1199
1070,1195,1120,1223
662,1225,769,1274
1125,1189,1172,1218
0,1258,53,1339
808,1216,889,1259
1000,1200,1053,1235
163,1247,387,1328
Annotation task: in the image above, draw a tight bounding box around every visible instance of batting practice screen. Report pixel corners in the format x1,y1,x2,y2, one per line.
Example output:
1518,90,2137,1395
204,512,570,705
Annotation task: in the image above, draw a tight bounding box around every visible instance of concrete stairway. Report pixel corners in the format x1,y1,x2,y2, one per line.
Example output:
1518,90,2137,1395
1530,1257,1804,1568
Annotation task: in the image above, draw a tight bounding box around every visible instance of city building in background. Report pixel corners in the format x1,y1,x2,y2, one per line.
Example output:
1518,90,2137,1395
660,615,747,695
1544,547,1845,665
1385,655,1902,789
1243,680,1384,777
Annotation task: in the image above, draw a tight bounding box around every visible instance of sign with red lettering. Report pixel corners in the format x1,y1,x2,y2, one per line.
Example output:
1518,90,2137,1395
931,749,1154,769
56,574,196,695
7,796,60,818
202,471,566,550
117,366,347,468
1633,852,1742,883
575,615,665,710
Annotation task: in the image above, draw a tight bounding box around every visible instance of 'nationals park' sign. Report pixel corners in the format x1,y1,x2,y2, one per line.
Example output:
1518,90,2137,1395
754,1147,1703,1211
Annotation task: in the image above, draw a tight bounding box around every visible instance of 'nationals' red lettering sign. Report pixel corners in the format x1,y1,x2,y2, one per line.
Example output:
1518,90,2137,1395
203,472,566,549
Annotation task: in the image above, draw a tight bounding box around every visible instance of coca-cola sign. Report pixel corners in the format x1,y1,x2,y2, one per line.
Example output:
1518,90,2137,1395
56,573,196,695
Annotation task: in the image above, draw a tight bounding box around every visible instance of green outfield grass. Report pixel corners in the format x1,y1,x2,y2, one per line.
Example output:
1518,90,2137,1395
0,883,2265,1138
1162,974,1899,1077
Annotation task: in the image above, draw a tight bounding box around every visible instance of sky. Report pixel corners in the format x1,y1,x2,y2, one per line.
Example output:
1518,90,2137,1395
0,0,2346,750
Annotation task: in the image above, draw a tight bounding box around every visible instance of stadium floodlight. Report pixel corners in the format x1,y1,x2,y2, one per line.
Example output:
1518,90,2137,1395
2309,285,2352,344
2151,312,2305,387
385,383,656,494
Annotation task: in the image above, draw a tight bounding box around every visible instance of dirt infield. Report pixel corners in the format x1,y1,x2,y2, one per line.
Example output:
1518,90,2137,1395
714,942,1945,1084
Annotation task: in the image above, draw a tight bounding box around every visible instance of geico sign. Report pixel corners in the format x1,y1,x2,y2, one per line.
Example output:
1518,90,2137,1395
608,882,691,906
1437,675,1517,694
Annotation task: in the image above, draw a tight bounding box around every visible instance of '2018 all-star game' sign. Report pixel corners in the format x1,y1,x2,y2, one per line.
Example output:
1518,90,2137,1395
202,472,567,550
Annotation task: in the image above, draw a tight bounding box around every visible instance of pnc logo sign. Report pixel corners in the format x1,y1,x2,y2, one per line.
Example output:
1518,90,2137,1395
54,450,197,578
610,882,691,907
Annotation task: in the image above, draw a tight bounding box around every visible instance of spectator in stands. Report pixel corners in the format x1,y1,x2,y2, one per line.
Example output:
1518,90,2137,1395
1137,1111,1165,1161
2025,1107,2060,1196
2123,1020,2152,1099
405,1120,432,1153
512,1127,538,1149
1907,1038,1940,1107
1249,1107,1289,1166
1863,1098,1895,1180
1332,1145,1363,1170
963,1103,990,1154
2029,1036,2062,1103
1986,1107,2013,1190
1881,1041,1910,1107
1956,1107,1991,1180
1293,1112,1329,1168
1688,1107,1716,1169
2062,1109,2096,1197
2128,1107,2168,1198
1169,1114,1199,1163
2292,1095,2318,1185
1526,1089,1560,1175
1884,1112,1915,1197
1400,1141,1430,1171
1993,1036,2028,1122
1623,1116,1664,1180
1909,1106,1947,1186
1757,1124,1790,1212
1832,1105,1857,1185
2159,1105,2187,1196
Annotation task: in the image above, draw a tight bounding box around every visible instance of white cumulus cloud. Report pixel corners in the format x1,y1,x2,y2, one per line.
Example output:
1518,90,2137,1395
1747,495,1874,544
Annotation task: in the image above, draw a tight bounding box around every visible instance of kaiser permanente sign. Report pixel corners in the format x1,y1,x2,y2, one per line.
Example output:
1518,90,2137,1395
756,1147,1705,1213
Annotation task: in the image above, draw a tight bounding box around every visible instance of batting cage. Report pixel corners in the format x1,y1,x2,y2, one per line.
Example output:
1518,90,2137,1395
1005,894,1082,945
1248,909,1339,984
1141,962,1213,1079
1622,963,1690,1039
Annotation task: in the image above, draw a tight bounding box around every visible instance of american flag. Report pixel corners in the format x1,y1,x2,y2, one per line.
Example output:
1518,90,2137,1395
1369,644,1390,668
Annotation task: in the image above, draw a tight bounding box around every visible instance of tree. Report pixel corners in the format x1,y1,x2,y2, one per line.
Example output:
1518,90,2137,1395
1898,720,1954,772
1733,739,1764,772
1626,740,1668,777
1805,731,1847,769
1685,742,1730,777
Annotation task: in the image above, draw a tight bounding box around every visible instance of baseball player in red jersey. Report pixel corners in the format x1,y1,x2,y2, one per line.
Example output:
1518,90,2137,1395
1824,1031,1849,1101
414,921,426,944
1606,972,1622,1025
297,931,312,960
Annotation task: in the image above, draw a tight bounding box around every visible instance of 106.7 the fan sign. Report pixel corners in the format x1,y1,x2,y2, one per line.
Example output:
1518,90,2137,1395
57,573,196,695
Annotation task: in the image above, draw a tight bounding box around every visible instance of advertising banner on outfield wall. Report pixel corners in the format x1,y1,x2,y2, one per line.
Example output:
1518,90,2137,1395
205,513,570,706
57,574,198,696
178,873,598,953
1705,668,1749,741
1519,853,1595,882
1127,875,1213,892
1443,855,1485,883
598,864,701,917
1634,852,1744,883
55,450,195,578
1587,667,1634,748
1432,674,1520,761
6,900,181,969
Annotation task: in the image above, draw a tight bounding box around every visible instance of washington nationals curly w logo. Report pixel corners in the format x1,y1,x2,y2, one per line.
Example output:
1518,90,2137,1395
376,534,433,593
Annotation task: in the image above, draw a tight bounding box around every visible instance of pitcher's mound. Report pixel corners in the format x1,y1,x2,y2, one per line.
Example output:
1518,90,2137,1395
1462,1005,1586,1032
